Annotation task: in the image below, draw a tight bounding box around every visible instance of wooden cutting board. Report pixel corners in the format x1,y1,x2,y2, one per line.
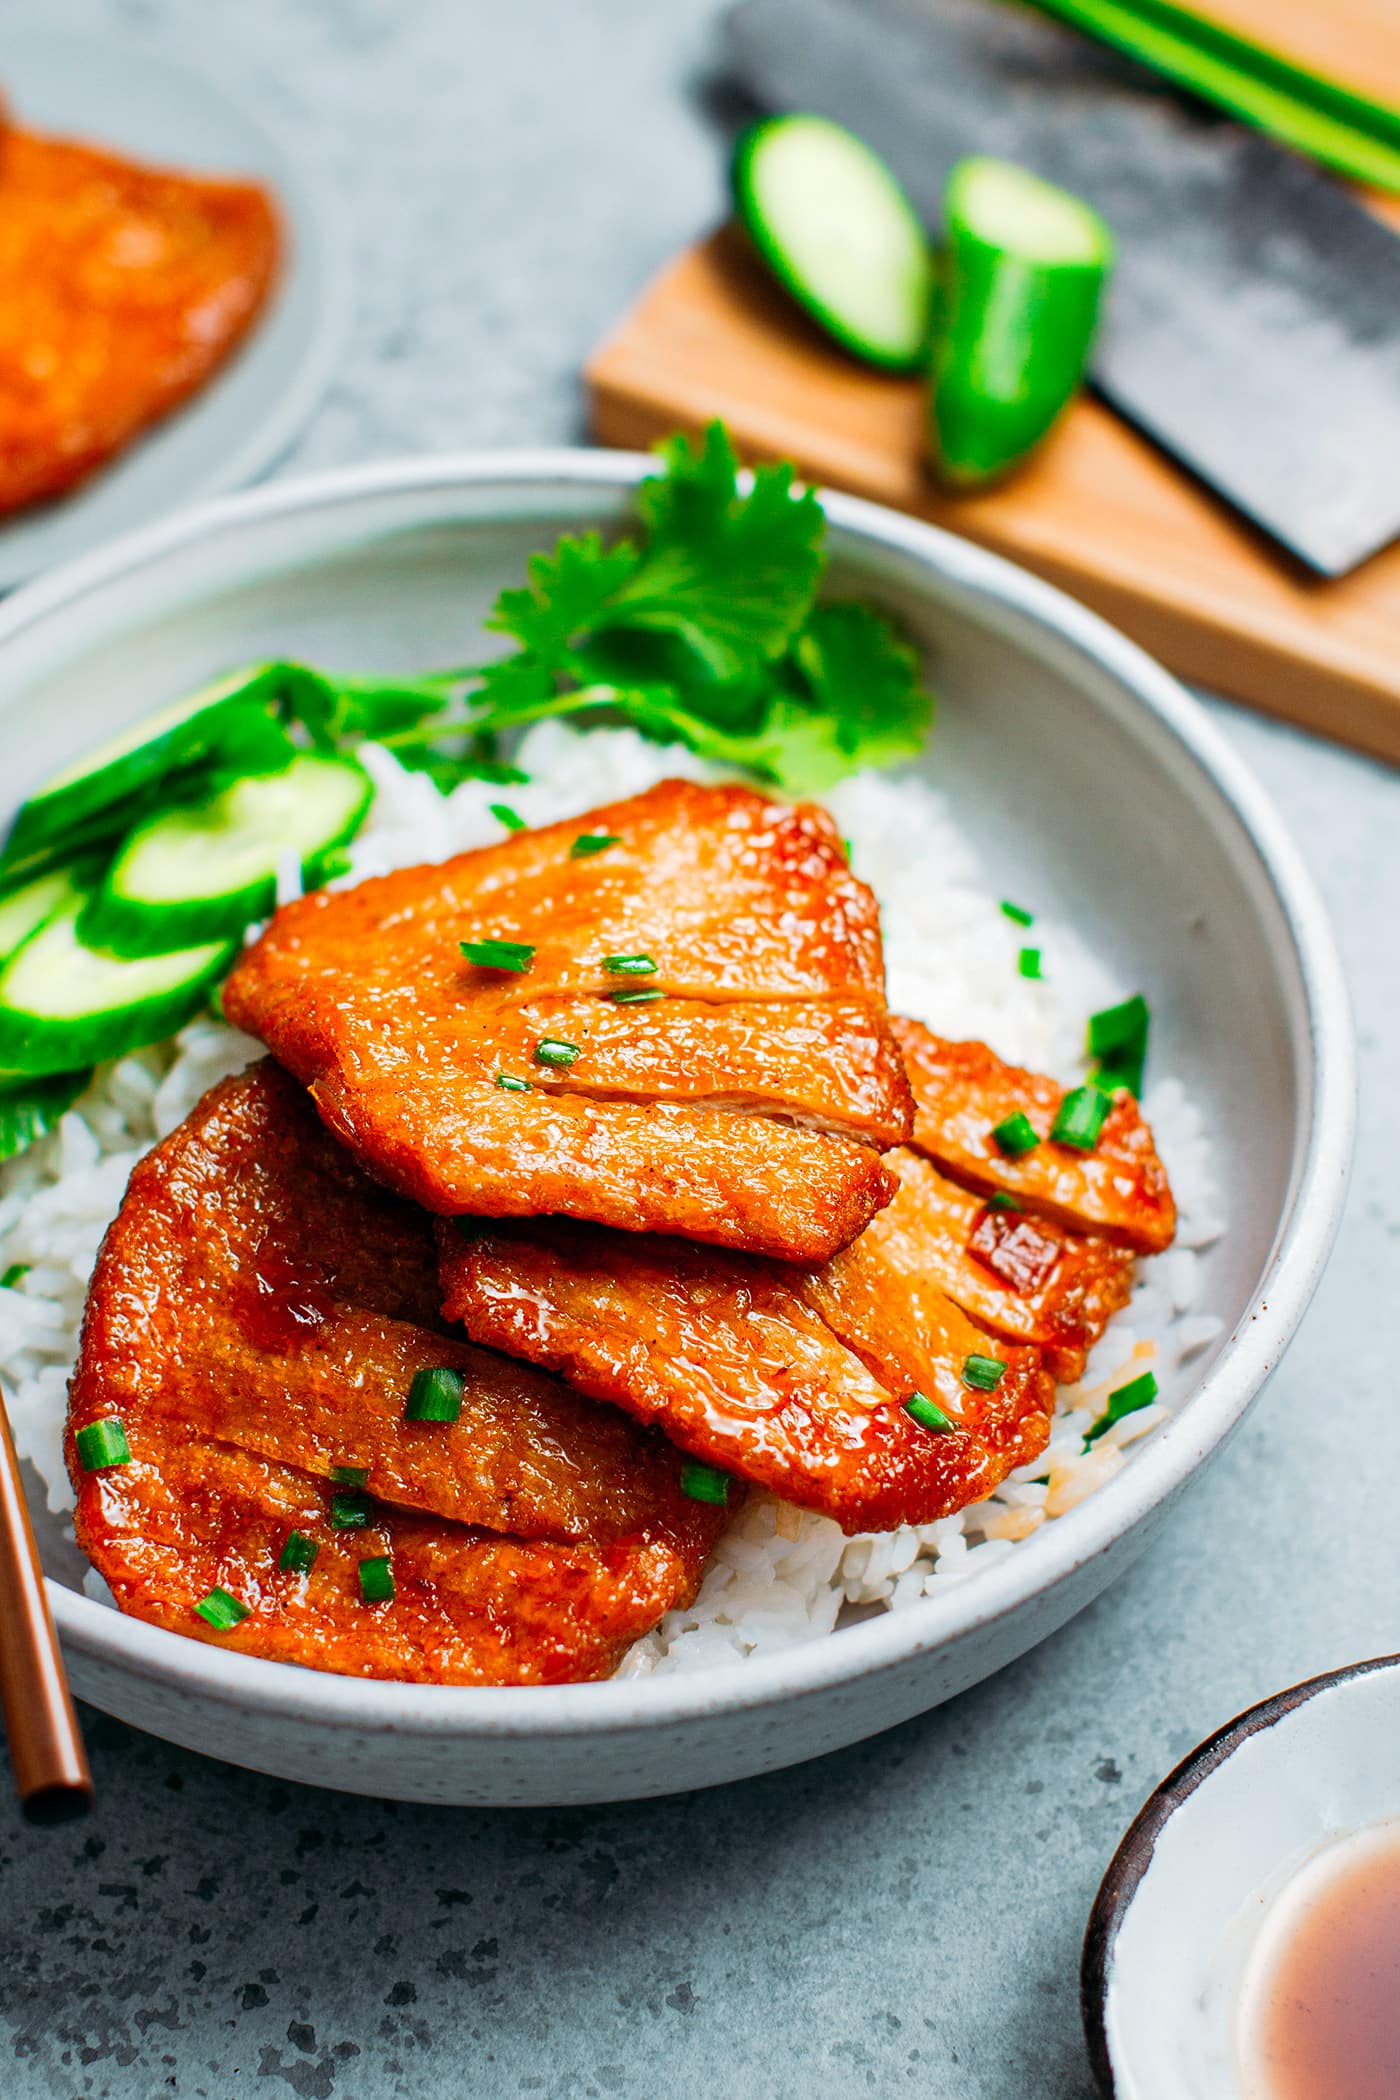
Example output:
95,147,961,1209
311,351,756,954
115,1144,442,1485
586,6,1400,765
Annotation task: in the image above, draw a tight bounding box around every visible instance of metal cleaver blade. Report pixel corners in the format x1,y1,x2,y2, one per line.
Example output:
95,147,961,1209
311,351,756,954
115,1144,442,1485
726,0,1400,576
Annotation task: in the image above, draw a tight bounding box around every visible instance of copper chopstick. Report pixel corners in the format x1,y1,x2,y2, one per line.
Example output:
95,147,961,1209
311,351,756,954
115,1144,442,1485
0,1379,91,1822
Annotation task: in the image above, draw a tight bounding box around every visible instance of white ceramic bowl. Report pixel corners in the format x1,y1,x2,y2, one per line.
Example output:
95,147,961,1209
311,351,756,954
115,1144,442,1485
1082,1655,1400,2097
0,453,1353,1805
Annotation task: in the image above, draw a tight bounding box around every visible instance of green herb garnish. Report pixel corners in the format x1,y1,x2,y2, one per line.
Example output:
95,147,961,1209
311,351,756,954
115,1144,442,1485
329,1465,368,1487
495,1072,531,1091
460,938,535,973
1000,900,1034,927
358,1555,395,1604
905,1392,957,1434
490,803,527,831
961,1354,1007,1391
0,1262,30,1289
533,1039,580,1068
1087,992,1150,1098
679,1461,731,1505
75,1418,131,1472
329,1490,373,1530
1085,1370,1159,1447
601,954,657,976
1052,1085,1112,1151
1017,947,1042,980
570,833,620,859
195,1587,250,1632
990,1112,1039,1159
278,1531,320,1575
405,1367,465,1423
984,1191,1023,1214
610,988,664,1005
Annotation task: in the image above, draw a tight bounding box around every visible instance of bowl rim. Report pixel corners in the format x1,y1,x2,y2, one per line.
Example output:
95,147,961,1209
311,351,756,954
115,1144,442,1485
1079,1651,1400,2097
0,447,1356,1743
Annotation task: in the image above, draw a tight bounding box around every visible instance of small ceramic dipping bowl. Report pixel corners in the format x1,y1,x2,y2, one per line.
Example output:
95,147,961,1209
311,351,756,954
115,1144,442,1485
1082,1654,1400,2098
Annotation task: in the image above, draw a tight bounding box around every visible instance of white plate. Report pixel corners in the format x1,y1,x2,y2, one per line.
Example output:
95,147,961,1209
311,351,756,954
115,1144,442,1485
0,23,347,587
0,452,1355,1806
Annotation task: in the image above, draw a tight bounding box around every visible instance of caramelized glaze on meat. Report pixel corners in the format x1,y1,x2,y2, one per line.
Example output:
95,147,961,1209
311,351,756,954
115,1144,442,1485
0,127,280,516
223,781,913,1262
843,1151,1136,1383
892,1019,1176,1254
438,1213,1055,1535
68,1063,721,1683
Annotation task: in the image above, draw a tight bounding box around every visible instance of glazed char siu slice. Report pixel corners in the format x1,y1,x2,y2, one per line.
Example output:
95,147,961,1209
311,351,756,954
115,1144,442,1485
438,1215,1055,1536
0,128,281,517
222,780,913,1262
845,1151,1136,1383
891,1019,1176,1255
68,1062,721,1685
84,1440,697,1688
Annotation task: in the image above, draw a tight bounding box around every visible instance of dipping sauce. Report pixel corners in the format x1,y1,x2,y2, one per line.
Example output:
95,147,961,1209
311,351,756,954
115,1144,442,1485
1248,1822,1400,2100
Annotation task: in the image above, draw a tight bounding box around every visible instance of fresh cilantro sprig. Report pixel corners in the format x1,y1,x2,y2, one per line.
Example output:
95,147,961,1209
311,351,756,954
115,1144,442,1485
457,421,933,792
270,422,933,795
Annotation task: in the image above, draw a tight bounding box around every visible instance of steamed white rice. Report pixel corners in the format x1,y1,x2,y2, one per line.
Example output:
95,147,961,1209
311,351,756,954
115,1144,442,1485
0,726,1225,1674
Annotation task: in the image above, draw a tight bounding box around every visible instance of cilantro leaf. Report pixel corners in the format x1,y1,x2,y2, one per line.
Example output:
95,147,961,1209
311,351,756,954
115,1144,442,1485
781,601,933,786
486,532,639,666
604,424,824,685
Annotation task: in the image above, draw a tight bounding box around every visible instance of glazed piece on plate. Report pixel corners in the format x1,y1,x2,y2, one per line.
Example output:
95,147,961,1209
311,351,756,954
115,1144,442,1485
855,1150,1136,1383
0,125,281,517
223,779,914,1261
437,1212,1056,1535
891,1017,1176,1254
68,1062,722,1684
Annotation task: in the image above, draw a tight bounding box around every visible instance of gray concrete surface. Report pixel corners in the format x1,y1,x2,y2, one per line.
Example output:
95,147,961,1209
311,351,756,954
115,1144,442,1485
3,3,1398,2095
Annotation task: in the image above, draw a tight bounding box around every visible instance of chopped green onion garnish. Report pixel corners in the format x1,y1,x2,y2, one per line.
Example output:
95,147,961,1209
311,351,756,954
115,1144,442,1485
0,1262,30,1289
195,1587,249,1632
601,954,657,976
75,1418,131,1471
278,1530,320,1575
1017,947,1042,980
1052,1085,1112,1151
460,938,535,973
405,1366,465,1423
490,803,527,832
533,1038,580,1068
990,1112,1039,1159
611,988,664,1005
495,1072,531,1092
570,832,620,859
358,1555,395,1604
985,1191,1023,1214
318,848,354,882
1000,900,1034,927
679,1460,730,1505
905,1392,957,1435
1087,993,1150,1098
329,1465,368,1487
962,1354,1007,1391
330,1490,372,1529
1085,1370,1159,1447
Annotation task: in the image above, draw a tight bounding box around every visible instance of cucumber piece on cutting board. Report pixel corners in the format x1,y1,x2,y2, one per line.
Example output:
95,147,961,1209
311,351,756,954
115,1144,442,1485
927,157,1114,489
733,114,934,371
81,750,373,958
0,664,296,884
0,898,234,1072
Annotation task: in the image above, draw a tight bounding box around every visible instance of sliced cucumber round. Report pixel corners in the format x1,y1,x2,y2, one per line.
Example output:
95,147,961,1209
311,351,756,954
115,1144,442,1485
733,115,934,371
0,864,94,964
0,664,296,885
0,1068,90,1161
81,752,374,959
0,900,234,1072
